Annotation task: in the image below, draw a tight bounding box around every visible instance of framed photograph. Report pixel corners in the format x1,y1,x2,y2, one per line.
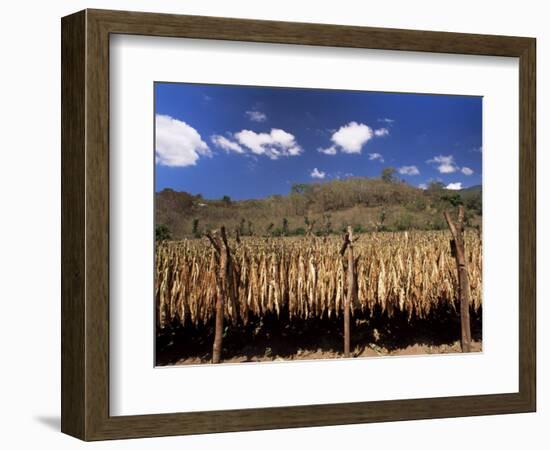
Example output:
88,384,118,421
61,9,536,441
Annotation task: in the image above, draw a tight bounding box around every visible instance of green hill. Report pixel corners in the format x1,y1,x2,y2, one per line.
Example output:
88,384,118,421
156,177,482,239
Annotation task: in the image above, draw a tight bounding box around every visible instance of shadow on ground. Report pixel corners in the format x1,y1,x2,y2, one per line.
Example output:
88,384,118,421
156,304,482,365
34,416,60,431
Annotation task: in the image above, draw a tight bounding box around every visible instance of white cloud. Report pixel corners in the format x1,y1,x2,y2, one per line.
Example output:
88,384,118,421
398,165,420,175
310,168,326,179
368,152,384,162
321,121,389,155
234,128,302,159
427,155,458,173
245,110,267,122
445,182,463,190
418,183,428,190
374,127,389,137
461,166,474,175
155,114,211,167
378,118,395,124
211,135,245,154
318,146,337,155
331,121,373,153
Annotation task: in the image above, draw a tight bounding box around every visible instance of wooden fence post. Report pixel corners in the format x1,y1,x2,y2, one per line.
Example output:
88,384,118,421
340,226,355,358
444,206,472,352
206,226,236,364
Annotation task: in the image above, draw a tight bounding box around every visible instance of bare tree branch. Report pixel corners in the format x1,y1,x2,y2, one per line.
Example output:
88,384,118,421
443,211,459,241
205,231,221,255
458,205,465,226
340,231,350,256
220,225,231,253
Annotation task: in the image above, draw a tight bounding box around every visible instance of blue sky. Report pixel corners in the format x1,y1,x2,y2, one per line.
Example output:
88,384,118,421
155,82,482,200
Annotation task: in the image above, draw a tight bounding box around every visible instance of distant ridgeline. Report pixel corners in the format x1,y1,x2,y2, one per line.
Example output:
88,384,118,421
155,177,482,240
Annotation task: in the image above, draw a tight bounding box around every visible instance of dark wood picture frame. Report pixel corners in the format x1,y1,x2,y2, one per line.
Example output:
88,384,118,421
61,9,536,441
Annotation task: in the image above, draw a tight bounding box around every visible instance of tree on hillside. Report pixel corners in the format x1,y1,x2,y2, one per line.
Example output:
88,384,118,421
323,213,333,235
155,224,171,241
440,192,463,207
282,218,289,236
465,192,482,215
221,195,232,205
304,216,316,236
290,183,313,194
377,208,387,231
381,167,398,183
192,218,200,237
